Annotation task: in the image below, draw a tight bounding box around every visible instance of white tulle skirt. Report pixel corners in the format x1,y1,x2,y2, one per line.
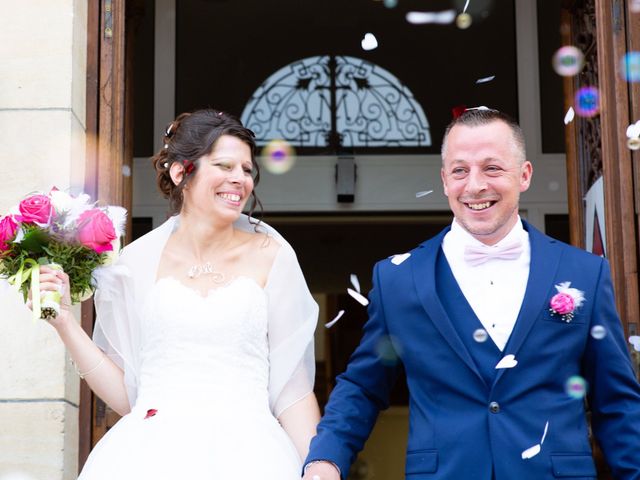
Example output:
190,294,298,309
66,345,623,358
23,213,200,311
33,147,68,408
78,395,301,480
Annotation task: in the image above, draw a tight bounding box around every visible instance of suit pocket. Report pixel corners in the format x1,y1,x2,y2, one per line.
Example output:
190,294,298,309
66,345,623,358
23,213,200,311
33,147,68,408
405,449,438,476
551,453,596,478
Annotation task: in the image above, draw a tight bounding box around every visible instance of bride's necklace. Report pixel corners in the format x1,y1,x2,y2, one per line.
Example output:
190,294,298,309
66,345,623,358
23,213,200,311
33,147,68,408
187,261,226,283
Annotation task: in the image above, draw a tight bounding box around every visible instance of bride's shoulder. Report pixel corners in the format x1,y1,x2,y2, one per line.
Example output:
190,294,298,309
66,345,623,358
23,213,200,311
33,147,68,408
235,228,283,262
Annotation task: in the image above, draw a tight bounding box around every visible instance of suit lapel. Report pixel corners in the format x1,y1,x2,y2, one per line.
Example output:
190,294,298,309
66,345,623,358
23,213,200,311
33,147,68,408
412,230,487,387
493,221,563,386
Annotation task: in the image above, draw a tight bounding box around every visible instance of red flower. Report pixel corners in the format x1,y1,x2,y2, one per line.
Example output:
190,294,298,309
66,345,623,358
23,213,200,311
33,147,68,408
76,209,117,253
144,409,158,419
17,194,53,225
0,215,18,252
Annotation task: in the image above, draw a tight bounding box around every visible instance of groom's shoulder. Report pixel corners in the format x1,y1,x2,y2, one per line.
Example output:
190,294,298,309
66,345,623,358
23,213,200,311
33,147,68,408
528,223,604,269
373,227,448,273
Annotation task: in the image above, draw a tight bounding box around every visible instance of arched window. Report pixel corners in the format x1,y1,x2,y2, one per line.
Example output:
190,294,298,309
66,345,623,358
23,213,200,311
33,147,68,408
241,55,431,151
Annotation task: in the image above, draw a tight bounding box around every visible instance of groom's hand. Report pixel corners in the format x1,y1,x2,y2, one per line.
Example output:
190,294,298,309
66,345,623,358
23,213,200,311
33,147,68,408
302,461,340,480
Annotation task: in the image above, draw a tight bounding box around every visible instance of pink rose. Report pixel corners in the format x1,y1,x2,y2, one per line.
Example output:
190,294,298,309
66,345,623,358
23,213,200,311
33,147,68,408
17,194,54,225
0,215,18,252
550,292,575,315
76,209,117,253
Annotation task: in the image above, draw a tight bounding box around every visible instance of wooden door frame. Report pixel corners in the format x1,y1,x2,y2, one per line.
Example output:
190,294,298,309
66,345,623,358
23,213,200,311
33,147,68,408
80,0,133,470
564,0,640,340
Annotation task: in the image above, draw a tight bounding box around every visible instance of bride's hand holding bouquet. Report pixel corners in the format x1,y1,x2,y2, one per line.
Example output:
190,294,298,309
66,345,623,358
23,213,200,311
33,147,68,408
0,188,126,323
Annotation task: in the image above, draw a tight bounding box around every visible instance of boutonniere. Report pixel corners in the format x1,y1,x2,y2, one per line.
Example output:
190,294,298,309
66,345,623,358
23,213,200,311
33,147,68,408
549,282,585,323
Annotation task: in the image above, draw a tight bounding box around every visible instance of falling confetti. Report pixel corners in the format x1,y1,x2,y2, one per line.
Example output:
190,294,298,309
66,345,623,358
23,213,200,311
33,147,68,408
144,408,158,419
260,139,296,174
565,375,587,399
521,421,550,460
350,274,361,293
463,0,471,13
348,288,369,306
415,190,433,198
391,253,411,265
122,165,132,177
361,32,379,51
590,325,607,340
475,75,495,84
495,354,518,369
383,0,398,8
564,107,575,125
629,335,640,351
325,310,345,328
406,10,456,25
473,328,489,343
574,86,599,118
552,46,585,77
626,120,640,139
620,52,640,82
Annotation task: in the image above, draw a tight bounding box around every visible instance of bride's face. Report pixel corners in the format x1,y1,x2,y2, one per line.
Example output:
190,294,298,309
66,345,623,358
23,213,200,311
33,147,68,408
182,135,255,223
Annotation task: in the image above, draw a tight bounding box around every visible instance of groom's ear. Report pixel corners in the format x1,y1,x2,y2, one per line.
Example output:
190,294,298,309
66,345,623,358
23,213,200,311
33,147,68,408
169,162,185,186
441,168,449,196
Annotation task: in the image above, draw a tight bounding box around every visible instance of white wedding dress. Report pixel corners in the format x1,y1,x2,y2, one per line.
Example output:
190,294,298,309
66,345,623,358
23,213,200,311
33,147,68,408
78,276,302,479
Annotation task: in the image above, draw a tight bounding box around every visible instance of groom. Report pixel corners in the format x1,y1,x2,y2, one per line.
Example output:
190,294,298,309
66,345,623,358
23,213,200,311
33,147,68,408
303,109,640,479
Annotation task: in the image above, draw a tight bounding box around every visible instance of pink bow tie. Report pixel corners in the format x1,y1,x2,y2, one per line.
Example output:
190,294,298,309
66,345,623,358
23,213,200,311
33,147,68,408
463,239,524,266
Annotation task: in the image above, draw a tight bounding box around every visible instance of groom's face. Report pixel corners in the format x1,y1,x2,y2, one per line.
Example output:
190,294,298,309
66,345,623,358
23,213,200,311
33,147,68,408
441,120,533,246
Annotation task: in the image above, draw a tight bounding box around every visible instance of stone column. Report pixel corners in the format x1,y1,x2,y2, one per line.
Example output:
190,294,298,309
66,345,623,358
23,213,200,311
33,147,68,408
0,1,87,479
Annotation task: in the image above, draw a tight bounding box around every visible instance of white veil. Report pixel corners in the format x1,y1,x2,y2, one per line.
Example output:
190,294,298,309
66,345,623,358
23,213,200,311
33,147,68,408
92,214,318,417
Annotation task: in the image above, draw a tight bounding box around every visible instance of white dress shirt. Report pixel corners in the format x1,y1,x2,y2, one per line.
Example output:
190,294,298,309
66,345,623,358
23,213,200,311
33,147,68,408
441,218,531,351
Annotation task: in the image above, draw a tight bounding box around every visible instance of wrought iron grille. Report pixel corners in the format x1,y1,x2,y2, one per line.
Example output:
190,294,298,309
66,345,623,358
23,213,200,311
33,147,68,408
241,55,431,150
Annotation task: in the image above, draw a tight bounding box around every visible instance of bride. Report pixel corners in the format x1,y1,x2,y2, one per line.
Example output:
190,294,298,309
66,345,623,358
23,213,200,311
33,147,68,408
35,109,321,479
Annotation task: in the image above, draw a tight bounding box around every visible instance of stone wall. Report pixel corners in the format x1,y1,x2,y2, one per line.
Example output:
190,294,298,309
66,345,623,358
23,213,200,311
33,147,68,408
0,1,87,479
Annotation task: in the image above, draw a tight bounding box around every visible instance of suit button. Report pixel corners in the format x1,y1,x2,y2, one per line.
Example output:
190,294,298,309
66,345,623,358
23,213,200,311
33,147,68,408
489,402,500,413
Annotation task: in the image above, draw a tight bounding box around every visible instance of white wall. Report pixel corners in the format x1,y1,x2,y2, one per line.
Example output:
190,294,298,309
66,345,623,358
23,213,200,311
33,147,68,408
0,0,87,478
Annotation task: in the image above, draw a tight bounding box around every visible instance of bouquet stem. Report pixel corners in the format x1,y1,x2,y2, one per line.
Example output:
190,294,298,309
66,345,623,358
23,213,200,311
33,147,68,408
40,263,63,320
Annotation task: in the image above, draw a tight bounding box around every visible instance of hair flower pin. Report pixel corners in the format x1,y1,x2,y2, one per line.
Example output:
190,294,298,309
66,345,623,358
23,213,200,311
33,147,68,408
549,282,585,323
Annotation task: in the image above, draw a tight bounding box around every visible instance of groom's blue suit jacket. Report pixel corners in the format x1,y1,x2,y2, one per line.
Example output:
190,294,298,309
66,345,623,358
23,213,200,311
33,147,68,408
307,221,640,479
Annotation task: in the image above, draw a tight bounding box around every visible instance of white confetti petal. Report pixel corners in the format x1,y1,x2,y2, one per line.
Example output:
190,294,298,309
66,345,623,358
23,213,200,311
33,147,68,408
495,354,518,369
406,10,456,25
564,107,575,125
626,120,640,138
476,75,495,84
540,421,550,444
629,335,640,351
325,310,345,328
463,0,471,14
361,33,378,51
348,288,369,306
521,443,541,460
391,253,411,265
415,190,433,198
350,274,361,293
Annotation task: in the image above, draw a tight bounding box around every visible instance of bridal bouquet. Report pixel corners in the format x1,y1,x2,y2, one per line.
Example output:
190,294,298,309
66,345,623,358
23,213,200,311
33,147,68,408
0,188,126,320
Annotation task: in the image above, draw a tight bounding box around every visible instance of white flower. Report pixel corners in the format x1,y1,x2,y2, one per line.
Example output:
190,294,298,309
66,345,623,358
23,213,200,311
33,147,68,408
101,237,121,267
49,190,74,213
105,206,128,237
63,193,93,227
554,281,586,308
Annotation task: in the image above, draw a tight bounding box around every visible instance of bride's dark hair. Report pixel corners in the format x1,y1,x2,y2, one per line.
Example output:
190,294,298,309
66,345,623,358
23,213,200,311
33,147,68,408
150,109,262,218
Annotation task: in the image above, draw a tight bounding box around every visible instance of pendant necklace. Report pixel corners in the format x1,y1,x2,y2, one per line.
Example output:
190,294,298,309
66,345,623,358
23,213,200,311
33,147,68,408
187,261,225,283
